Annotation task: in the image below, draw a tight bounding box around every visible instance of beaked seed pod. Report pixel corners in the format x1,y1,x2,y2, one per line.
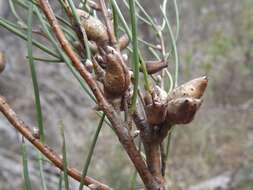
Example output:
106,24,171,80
143,60,168,74
166,97,202,124
167,76,208,101
104,49,130,98
77,9,109,46
0,51,6,73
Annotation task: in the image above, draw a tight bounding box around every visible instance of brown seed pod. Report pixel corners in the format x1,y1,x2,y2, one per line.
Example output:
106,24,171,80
77,9,109,46
0,51,6,73
103,49,130,98
167,76,208,101
166,97,202,124
142,60,168,74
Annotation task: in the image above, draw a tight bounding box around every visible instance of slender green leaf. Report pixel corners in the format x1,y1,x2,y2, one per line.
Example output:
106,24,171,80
110,0,131,38
27,3,47,190
122,0,152,27
129,0,140,113
38,152,48,190
165,126,174,161
9,0,25,26
161,8,179,87
79,113,105,190
173,0,180,41
60,122,69,190
21,138,32,190
112,3,119,39
27,56,63,63
58,172,63,190
0,18,60,58
27,2,45,145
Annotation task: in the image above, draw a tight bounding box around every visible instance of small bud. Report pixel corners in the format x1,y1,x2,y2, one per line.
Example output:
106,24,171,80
156,75,162,83
32,127,40,139
85,59,93,73
156,44,162,50
107,8,113,19
122,53,128,62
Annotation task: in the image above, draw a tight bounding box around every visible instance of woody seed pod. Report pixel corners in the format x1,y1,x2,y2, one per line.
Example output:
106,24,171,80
167,76,208,101
77,9,109,46
166,97,202,124
143,60,168,74
104,49,130,98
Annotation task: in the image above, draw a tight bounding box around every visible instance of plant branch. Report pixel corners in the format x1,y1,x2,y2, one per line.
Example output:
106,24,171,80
0,96,111,190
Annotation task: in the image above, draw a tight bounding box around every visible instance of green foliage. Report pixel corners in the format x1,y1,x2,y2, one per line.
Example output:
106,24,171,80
60,122,69,190
79,113,105,190
21,139,32,190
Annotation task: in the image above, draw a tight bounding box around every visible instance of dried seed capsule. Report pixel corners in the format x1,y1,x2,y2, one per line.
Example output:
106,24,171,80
167,76,208,101
143,60,168,74
77,9,109,46
103,49,130,98
0,51,6,73
166,97,202,124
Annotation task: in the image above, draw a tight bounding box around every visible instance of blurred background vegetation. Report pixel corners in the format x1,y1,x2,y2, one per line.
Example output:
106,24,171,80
0,0,252,189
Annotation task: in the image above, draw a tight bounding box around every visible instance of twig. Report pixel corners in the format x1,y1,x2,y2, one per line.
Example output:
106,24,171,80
99,0,117,45
0,96,110,190
133,111,166,188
